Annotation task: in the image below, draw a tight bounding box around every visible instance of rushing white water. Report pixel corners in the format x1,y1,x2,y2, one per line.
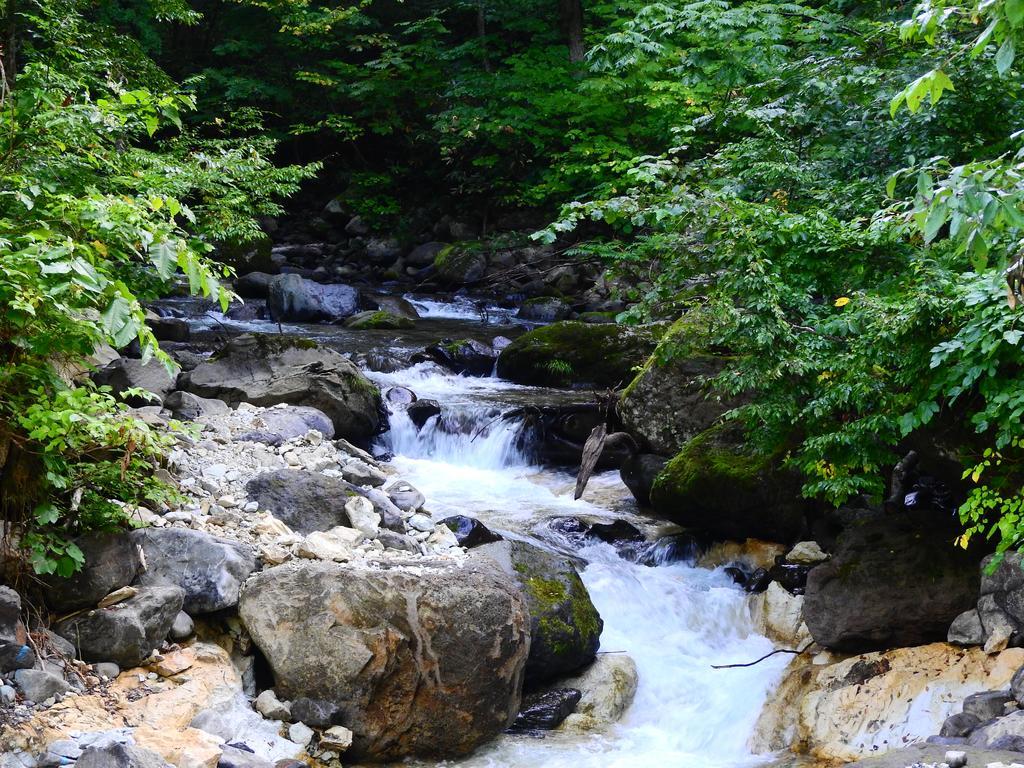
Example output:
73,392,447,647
376,365,789,768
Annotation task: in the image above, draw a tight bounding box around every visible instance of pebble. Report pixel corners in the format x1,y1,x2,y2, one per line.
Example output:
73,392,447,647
0,684,15,705
243,501,259,512
288,722,315,747
284,452,301,467
408,513,434,532
255,689,291,721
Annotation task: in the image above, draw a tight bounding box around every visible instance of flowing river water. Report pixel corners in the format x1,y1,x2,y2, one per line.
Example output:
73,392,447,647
165,292,792,768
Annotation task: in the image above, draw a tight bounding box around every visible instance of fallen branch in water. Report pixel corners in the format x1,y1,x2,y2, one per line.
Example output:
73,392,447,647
711,641,814,669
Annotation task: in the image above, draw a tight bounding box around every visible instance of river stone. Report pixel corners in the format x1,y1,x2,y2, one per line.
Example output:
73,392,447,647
803,509,981,652
54,585,185,667
517,297,572,323
423,339,496,377
406,399,442,428
477,540,603,686
169,611,195,641
558,653,639,732
0,586,21,644
941,711,982,738
619,453,667,507
76,743,172,768
234,271,275,299
650,423,806,544
13,668,70,702
512,688,581,731
163,391,230,422
386,480,426,512
406,242,446,268
968,709,1024,749
981,552,1024,630
238,559,529,760
949,609,985,646
964,690,1016,721
184,334,380,440
246,470,356,534
130,528,255,614
92,357,178,406
441,516,503,548
42,533,143,613
267,274,360,322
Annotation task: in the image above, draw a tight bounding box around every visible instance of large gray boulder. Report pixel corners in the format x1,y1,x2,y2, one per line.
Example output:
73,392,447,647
184,334,381,440
239,560,530,760
130,528,255,614
55,586,184,667
42,533,143,612
267,274,360,323
163,391,230,422
803,509,980,652
245,470,355,534
476,540,603,686
92,358,177,406
77,743,172,768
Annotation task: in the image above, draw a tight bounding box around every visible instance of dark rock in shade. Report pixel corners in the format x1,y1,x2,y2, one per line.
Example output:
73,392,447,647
442,515,503,548
803,509,981,652
496,321,661,388
744,568,772,593
767,561,812,594
267,274,360,323
422,339,497,376
92,357,178,406
988,735,1024,752
949,609,985,646
216,233,275,275
184,334,381,440
147,316,190,343
130,528,255,615
978,593,1019,649
619,317,739,455
246,470,355,535
406,399,442,428
588,520,644,546
290,697,345,728
981,552,1024,629
619,453,668,507
650,424,806,544
13,668,70,702
510,688,582,732
516,297,572,323
0,642,35,672
345,310,415,330
433,244,487,285
77,743,173,768
225,301,268,322
964,691,1016,721
1011,663,1024,705
479,540,603,687
239,560,529,761
42,533,143,613
406,242,446,268
234,271,275,299
163,391,230,422
0,586,21,643
55,585,184,667
636,533,704,568
940,711,982,738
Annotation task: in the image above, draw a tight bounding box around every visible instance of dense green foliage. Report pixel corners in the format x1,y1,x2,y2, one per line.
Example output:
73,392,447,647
0,0,309,573
6,0,1024,567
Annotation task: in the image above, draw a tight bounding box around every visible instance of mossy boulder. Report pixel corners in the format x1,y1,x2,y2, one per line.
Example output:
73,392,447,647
345,310,415,330
475,540,602,687
496,321,661,387
649,424,805,543
620,316,740,455
215,232,275,275
434,243,487,285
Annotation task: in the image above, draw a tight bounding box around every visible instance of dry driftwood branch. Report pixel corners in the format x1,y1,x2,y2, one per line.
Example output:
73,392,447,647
711,641,814,669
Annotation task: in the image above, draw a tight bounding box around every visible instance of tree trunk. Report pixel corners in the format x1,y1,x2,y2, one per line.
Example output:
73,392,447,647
559,0,585,63
1,0,15,94
477,0,492,73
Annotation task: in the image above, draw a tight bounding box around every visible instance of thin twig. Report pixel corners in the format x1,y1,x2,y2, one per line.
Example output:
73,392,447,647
711,641,814,669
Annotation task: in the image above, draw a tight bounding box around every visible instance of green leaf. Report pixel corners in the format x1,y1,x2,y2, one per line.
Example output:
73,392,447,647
997,38,1016,75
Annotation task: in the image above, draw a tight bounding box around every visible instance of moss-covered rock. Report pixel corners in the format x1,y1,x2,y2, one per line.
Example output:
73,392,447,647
433,243,487,285
650,424,805,543
620,315,740,455
506,540,603,687
215,232,274,274
495,321,661,387
345,310,415,330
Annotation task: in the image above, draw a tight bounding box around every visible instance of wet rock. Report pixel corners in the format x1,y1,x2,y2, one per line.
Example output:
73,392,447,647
441,515,503,548
619,453,667,507
588,520,643,546
164,391,230,422
803,509,981,652
650,423,805,544
185,334,380,440
406,399,442,428
289,697,343,728
267,274,360,322
92,357,178,406
751,581,811,647
422,339,496,376
366,294,420,319
497,321,660,388
949,609,985,646
77,743,173,768
479,540,603,687
384,386,417,407
234,272,275,299
246,470,355,534
516,297,572,323
239,559,529,760
941,711,982,738
13,668,70,702
964,690,1016,721
130,528,255,614
345,310,414,330
557,654,638,733
42,533,144,613
767,561,812,594
54,585,185,667
511,688,581,731
634,533,703,567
